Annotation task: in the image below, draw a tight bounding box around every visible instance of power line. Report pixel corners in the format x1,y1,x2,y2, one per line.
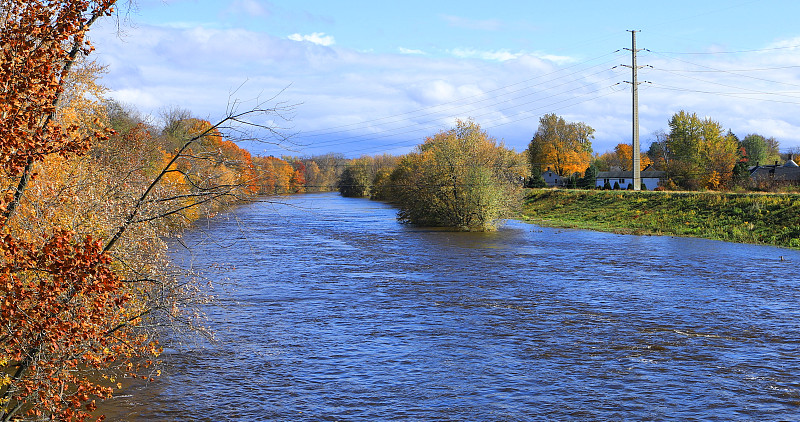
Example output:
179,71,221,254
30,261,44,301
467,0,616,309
304,64,621,149
649,68,800,101
649,44,800,55
298,50,626,138
277,30,800,159
649,51,800,89
301,70,625,155
649,84,800,106
654,64,800,73
336,83,624,156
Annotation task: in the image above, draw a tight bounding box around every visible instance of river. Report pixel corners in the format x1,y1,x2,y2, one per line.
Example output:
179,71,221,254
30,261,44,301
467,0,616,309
101,192,800,421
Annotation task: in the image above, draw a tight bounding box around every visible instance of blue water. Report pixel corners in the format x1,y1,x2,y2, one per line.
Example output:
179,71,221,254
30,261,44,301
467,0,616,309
102,192,800,421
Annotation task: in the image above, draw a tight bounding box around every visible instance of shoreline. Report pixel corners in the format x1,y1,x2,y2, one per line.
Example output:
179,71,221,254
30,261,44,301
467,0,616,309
518,189,800,250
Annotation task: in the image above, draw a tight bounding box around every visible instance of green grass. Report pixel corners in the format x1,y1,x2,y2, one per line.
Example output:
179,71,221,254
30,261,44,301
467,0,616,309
520,189,800,249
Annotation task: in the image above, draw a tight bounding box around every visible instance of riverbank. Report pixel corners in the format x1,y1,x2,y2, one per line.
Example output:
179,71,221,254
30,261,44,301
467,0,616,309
520,189,800,249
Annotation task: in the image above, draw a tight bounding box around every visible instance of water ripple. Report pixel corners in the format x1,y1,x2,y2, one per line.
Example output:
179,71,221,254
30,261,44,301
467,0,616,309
100,193,800,421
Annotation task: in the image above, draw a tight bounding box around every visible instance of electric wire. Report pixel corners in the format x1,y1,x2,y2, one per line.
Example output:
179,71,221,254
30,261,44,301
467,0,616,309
275,30,800,158
649,44,800,55
340,83,625,156
648,50,800,89
303,67,624,150
298,50,626,138
649,84,800,106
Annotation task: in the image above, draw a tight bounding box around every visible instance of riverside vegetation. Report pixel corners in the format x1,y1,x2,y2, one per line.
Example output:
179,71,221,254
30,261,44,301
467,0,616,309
3,2,798,420
338,113,799,245
522,189,800,249
0,2,339,420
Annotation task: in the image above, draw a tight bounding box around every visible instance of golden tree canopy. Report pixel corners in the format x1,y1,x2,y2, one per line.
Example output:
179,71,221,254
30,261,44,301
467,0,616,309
527,113,594,177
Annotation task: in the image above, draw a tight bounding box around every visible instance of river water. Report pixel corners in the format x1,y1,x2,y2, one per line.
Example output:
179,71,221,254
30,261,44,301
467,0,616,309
101,192,800,421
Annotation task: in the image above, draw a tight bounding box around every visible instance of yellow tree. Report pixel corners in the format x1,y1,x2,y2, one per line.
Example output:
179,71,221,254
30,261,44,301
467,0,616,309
527,113,594,177
56,57,108,136
389,120,526,231
253,156,295,194
665,111,739,190
303,160,323,192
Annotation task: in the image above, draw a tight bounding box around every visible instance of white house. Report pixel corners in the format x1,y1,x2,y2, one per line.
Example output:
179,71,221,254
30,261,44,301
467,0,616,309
596,165,665,190
542,168,564,187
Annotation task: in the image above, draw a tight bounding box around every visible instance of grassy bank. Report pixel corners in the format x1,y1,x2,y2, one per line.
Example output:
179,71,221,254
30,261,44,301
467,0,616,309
520,189,800,249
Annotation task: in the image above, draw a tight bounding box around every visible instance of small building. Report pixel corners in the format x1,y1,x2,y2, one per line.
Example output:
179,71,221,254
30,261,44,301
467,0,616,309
596,165,665,190
749,157,800,185
542,168,564,188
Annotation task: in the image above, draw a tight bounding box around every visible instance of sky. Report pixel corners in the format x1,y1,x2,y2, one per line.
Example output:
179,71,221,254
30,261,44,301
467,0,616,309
90,0,800,158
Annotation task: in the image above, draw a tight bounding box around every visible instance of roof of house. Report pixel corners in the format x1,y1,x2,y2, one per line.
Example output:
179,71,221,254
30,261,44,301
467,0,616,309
751,166,800,181
749,158,800,181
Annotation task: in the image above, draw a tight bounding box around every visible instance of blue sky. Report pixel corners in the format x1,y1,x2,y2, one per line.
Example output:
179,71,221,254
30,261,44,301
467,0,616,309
92,0,800,157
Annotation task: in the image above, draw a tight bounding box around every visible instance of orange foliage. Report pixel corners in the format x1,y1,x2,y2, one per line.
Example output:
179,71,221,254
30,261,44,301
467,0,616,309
0,2,167,421
0,0,115,176
0,230,154,421
613,143,652,171
528,114,594,176
596,143,652,171
291,161,307,193
252,156,307,194
0,3,310,420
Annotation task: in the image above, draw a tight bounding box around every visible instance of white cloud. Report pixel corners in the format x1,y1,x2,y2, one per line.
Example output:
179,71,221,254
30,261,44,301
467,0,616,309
743,118,799,141
766,36,800,50
108,88,161,109
398,47,426,55
535,54,575,65
287,32,335,46
448,48,574,64
450,48,521,62
409,80,456,104
89,20,800,158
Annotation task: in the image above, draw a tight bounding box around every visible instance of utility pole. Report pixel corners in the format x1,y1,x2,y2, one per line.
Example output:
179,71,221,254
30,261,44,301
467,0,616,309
624,30,642,191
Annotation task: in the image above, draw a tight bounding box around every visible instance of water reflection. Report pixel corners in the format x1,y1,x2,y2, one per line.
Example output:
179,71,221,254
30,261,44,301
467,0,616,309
100,192,800,421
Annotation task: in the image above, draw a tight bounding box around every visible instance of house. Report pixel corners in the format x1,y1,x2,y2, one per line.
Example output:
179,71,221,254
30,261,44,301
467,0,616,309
749,157,800,185
542,167,564,188
596,165,666,190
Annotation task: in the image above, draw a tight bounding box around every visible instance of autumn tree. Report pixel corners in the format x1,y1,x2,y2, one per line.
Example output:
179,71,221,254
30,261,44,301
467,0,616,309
0,2,293,420
0,2,134,420
596,143,652,171
302,160,323,192
740,133,781,166
388,120,526,231
252,156,298,194
334,154,400,199
664,111,739,190
288,160,306,193
527,113,594,177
